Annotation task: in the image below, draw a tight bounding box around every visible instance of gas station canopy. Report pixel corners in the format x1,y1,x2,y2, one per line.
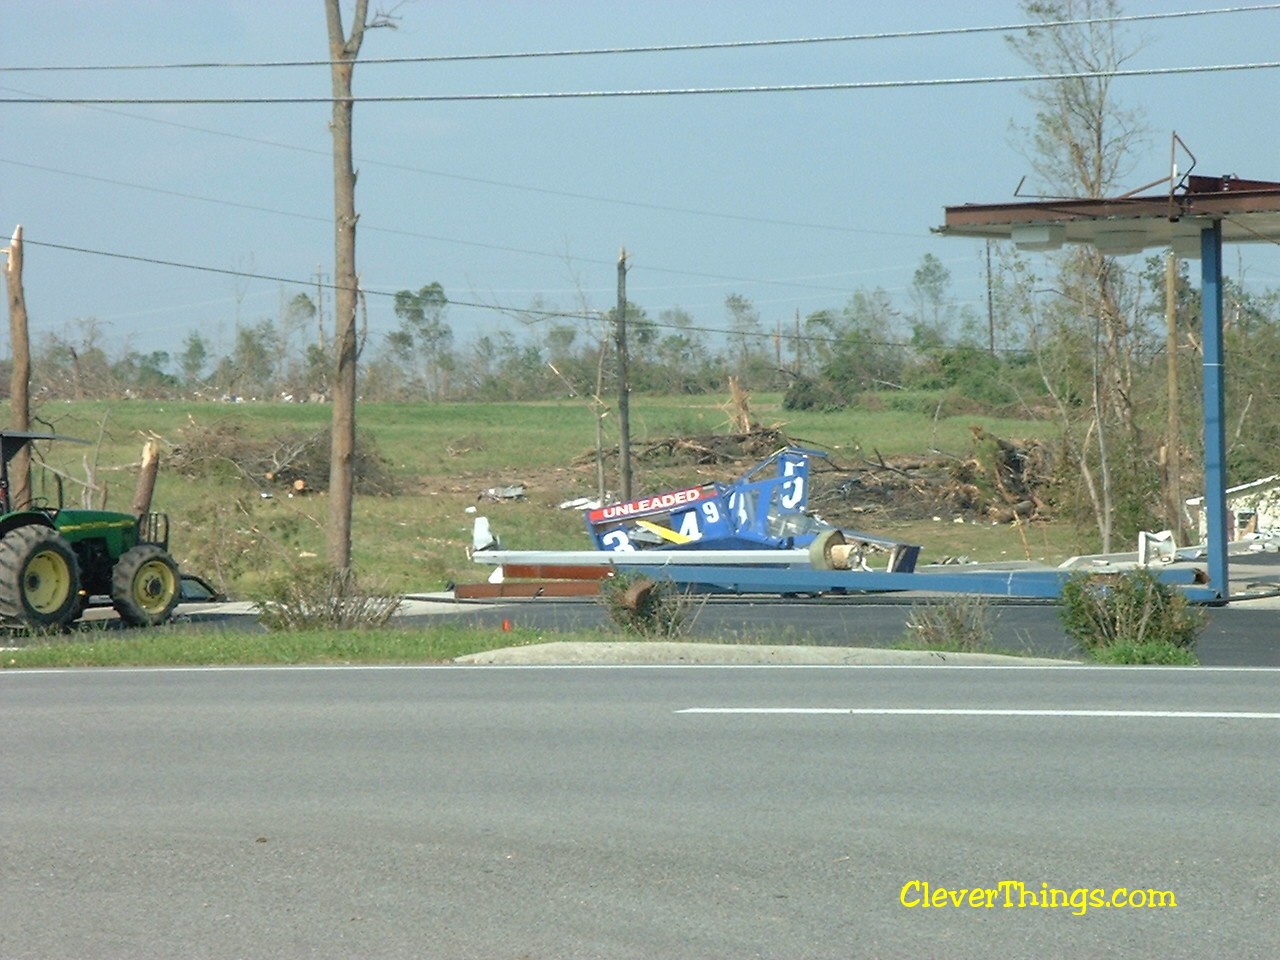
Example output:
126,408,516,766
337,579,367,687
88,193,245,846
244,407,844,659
935,172,1280,601
936,174,1280,257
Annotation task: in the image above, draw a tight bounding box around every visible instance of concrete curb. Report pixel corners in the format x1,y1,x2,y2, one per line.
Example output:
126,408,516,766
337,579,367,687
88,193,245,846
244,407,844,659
454,640,1080,666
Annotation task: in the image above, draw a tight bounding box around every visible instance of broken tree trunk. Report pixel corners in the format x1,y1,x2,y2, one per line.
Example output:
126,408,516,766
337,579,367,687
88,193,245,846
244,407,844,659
725,377,755,434
5,224,32,510
131,441,160,517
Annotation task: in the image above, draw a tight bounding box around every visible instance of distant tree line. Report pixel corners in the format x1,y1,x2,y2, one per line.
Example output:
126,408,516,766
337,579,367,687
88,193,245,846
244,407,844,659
10,251,1005,408
15,251,1280,455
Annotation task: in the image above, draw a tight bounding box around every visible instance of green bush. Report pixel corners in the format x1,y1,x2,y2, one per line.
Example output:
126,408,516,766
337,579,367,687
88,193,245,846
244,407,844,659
1089,640,1199,666
782,376,848,412
1058,568,1204,663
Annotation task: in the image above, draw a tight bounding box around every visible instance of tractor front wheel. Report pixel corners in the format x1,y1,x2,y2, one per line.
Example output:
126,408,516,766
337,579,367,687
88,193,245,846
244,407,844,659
112,545,181,627
0,525,83,630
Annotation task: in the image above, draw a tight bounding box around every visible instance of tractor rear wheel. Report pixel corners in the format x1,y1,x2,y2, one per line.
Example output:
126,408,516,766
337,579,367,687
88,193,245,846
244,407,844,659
112,544,181,627
0,525,83,630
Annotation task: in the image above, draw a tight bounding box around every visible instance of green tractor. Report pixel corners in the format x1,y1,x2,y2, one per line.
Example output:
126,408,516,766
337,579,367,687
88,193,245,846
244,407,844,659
0,431,181,631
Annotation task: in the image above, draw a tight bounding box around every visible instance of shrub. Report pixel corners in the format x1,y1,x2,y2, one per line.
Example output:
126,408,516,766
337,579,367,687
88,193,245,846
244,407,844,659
1089,640,1199,666
172,499,267,597
1058,568,1204,662
782,376,848,412
255,563,402,631
598,572,701,639
902,596,995,652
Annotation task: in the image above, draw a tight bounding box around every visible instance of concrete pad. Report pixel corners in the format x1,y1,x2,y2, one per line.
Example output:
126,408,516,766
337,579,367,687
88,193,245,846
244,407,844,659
1227,592,1280,609
396,596,497,616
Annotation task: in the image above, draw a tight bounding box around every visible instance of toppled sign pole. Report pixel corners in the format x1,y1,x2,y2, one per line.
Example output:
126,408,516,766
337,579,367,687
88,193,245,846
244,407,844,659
462,447,1209,601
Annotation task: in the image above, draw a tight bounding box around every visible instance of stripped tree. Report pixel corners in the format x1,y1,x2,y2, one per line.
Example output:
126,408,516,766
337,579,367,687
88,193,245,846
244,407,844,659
1007,0,1154,551
4,225,32,509
323,0,394,571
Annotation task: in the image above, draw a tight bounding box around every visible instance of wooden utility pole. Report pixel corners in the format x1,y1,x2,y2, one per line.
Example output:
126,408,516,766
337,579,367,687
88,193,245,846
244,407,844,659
4,224,32,510
615,248,632,500
315,264,327,351
1165,250,1183,541
793,310,801,374
985,239,996,356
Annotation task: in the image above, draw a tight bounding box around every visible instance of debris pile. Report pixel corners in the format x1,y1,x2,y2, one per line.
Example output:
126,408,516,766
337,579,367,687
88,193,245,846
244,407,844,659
573,426,1052,526
807,431,1055,527
169,419,396,495
578,426,793,468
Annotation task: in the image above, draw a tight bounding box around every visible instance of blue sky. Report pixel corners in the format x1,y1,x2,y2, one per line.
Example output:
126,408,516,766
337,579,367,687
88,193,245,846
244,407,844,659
3,1,1280,363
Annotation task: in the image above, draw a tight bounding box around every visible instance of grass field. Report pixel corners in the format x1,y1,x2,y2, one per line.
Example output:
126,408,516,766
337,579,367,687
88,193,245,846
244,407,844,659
21,392,1073,597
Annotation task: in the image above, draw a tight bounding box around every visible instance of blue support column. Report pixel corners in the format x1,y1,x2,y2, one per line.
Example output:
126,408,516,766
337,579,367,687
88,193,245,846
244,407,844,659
1201,221,1229,598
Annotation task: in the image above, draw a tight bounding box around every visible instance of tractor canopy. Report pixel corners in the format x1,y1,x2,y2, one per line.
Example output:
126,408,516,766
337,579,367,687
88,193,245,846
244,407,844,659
0,431,89,515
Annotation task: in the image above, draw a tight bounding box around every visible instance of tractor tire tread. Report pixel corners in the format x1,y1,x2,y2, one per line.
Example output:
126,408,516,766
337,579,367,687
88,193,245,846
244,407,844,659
111,544,181,627
0,525,82,628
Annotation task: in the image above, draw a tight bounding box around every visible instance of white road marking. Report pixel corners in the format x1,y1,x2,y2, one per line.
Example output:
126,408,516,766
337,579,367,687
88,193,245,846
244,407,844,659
677,707,1280,719
4,663,1280,678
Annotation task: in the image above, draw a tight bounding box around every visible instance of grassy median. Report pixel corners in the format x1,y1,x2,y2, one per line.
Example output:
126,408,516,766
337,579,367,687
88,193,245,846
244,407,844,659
1,622,557,669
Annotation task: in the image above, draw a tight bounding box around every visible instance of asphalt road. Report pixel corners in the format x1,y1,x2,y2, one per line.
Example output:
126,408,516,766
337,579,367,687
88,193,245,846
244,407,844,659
442,594,1280,666
4,666,1278,959
442,547,1280,666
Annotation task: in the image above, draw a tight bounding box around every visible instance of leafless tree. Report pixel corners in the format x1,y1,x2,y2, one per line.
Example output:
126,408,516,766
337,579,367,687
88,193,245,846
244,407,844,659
1007,0,1152,551
323,0,394,571
4,225,32,509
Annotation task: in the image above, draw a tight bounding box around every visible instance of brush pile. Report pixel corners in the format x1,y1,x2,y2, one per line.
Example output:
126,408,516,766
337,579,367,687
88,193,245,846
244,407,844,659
168,418,396,495
807,429,1056,526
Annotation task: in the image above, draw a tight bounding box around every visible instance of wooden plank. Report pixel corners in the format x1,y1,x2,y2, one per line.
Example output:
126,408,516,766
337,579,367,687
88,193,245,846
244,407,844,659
501,563,613,581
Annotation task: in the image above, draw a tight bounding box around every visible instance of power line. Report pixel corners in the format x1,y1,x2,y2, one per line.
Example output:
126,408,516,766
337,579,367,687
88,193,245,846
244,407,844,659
5,61,1278,104
325,162,923,240
0,141,921,241
1,157,914,298
20,237,587,319
2,4,1276,72
24,235,1026,352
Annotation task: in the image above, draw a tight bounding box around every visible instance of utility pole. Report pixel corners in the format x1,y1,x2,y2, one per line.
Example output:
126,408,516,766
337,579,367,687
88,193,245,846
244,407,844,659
615,248,633,500
1165,250,1183,542
793,310,801,374
315,264,327,351
985,239,996,356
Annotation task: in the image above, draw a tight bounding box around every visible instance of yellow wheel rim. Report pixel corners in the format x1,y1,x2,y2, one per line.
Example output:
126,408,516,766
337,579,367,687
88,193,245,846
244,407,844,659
132,559,178,614
25,549,73,614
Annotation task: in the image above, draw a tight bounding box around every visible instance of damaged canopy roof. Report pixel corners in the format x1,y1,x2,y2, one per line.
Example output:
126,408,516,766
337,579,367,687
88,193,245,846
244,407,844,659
936,174,1280,257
